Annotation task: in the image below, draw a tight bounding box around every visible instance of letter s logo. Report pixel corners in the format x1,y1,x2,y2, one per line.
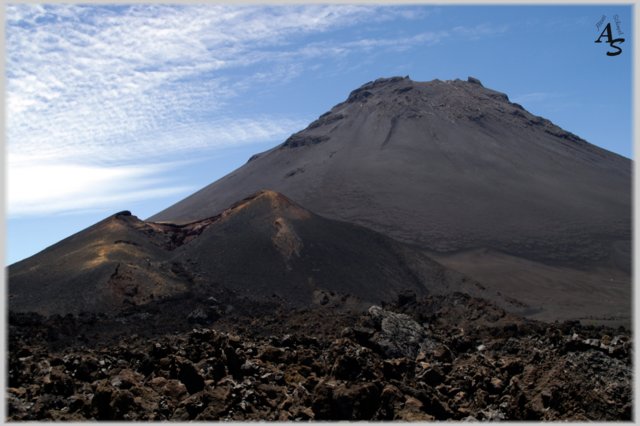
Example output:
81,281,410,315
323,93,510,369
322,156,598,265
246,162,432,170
607,38,625,56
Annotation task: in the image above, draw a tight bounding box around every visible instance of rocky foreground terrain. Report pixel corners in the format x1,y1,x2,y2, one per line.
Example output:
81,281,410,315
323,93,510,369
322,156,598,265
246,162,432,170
8,293,631,421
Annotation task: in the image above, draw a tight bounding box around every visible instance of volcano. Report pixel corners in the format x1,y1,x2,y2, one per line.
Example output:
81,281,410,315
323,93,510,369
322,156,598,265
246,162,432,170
9,77,631,324
150,76,631,324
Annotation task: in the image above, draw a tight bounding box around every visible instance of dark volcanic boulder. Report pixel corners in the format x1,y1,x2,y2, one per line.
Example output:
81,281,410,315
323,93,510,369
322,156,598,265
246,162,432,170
367,305,435,358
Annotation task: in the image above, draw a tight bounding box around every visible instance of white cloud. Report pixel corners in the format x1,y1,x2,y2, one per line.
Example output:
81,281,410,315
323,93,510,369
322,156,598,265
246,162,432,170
511,92,581,115
452,23,509,40
6,115,307,217
9,116,309,165
289,23,508,58
7,5,392,160
512,92,561,105
7,156,192,217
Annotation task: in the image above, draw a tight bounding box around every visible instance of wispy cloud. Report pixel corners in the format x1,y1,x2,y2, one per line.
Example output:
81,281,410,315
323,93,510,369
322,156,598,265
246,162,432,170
512,92,561,105
7,5,508,217
511,91,583,115
8,157,193,216
9,116,309,165
8,5,384,162
452,23,509,40
6,113,308,217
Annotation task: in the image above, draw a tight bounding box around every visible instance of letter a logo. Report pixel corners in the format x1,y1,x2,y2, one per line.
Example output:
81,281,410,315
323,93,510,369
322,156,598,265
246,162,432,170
595,23,614,44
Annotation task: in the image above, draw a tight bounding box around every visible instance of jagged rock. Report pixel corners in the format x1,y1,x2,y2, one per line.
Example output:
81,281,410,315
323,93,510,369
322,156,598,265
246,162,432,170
73,357,99,382
188,328,216,343
308,112,345,130
416,363,445,386
311,380,334,420
368,305,434,358
223,345,245,379
383,357,414,380
489,377,505,393
479,408,506,421
422,394,454,420
332,382,381,420
376,384,404,419
111,389,136,419
196,386,231,419
187,308,209,324
111,369,142,390
331,353,362,380
396,396,435,421
259,345,287,363
282,133,330,148
176,392,206,419
161,380,188,399
541,389,553,408
499,357,524,375
42,367,75,397
351,326,375,345
432,344,454,362
177,360,205,394
91,383,115,419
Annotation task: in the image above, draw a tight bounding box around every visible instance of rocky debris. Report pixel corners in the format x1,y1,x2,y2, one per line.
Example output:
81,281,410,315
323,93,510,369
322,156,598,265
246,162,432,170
564,332,630,358
281,133,330,149
7,295,631,421
308,112,345,130
186,306,222,325
346,76,410,103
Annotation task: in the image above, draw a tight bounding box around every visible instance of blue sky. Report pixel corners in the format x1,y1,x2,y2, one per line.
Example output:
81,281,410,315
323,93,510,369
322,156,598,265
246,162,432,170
6,4,633,264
